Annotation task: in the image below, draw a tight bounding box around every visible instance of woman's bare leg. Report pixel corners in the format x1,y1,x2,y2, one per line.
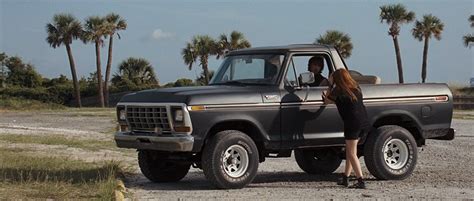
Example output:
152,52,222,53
344,151,352,177
345,139,364,179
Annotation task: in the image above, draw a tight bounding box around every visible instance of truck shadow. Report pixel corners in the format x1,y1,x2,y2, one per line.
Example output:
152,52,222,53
131,171,356,191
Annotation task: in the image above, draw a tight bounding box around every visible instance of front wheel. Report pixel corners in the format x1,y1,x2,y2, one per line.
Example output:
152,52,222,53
294,148,342,174
363,125,418,180
201,130,259,189
138,150,190,182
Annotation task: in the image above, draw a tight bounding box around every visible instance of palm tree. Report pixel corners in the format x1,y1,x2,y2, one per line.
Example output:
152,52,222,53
82,16,108,107
46,13,83,107
315,30,353,59
113,57,158,86
196,70,214,86
463,15,474,48
103,13,127,106
380,3,415,83
412,14,444,83
215,31,251,59
181,35,216,85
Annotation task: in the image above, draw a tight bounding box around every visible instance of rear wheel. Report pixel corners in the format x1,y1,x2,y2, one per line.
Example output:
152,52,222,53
364,125,418,180
294,148,342,174
138,150,190,182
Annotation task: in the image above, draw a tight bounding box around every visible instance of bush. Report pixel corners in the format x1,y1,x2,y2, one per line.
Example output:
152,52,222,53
0,95,65,110
0,86,73,104
458,87,474,95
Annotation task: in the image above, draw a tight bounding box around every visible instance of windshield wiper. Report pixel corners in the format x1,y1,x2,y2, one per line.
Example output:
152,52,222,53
210,81,246,86
210,81,273,86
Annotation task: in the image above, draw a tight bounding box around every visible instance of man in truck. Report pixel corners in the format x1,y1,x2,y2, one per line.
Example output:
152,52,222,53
307,56,329,86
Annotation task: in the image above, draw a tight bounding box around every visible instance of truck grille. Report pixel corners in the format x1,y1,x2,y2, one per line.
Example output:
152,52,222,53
126,106,171,132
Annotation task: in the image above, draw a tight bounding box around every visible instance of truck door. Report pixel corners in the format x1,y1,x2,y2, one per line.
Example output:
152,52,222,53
280,53,345,149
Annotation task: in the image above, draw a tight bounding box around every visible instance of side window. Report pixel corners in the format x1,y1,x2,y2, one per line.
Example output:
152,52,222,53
287,54,333,87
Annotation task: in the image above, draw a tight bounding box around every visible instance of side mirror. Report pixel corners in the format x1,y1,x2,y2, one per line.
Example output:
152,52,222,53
299,72,315,85
297,72,315,102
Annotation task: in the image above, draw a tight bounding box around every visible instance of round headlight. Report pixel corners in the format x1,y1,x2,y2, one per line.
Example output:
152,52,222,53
119,109,127,121
174,109,184,122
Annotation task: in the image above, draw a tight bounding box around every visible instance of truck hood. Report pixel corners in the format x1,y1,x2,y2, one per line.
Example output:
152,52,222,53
119,85,269,105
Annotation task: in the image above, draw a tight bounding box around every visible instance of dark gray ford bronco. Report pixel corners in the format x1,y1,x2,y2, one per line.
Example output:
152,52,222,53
115,44,455,189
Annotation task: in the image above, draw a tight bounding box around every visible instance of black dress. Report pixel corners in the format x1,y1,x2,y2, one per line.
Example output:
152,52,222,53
308,74,328,87
329,87,370,140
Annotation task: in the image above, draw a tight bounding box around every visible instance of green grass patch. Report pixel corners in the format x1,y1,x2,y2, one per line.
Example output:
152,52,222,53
452,112,474,120
0,96,66,111
0,148,132,200
0,134,117,151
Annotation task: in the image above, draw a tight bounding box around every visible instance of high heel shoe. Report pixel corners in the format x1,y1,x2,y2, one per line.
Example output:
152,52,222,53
337,175,349,187
349,177,366,189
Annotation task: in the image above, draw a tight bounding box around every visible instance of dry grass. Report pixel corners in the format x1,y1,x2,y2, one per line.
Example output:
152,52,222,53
453,111,474,120
0,134,117,151
0,148,132,200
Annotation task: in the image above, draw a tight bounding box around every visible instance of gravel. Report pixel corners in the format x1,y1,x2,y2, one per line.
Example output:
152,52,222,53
0,110,472,200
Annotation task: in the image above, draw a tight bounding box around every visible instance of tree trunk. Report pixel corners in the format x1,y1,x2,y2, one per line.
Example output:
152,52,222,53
392,36,404,84
202,55,210,85
95,40,105,107
65,44,82,108
421,37,429,83
104,34,114,107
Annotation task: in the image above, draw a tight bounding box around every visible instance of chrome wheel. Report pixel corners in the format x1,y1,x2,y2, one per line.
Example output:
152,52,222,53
222,145,249,178
383,139,409,170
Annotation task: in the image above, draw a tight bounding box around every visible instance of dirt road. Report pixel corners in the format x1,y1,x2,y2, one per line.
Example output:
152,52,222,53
1,110,473,200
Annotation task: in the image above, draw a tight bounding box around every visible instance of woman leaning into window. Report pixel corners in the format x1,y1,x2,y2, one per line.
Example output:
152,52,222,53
322,68,369,189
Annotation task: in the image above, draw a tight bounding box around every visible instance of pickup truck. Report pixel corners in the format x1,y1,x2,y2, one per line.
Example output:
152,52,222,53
114,44,455,189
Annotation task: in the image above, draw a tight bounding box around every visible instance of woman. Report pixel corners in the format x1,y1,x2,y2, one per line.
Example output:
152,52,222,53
322,68,369,189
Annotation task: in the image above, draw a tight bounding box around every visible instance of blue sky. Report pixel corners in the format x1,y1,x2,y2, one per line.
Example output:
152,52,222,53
1,0,473,85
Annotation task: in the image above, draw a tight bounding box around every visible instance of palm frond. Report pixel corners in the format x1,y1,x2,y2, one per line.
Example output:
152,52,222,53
315,30,353,58
464,34,474,47
412,14,444,41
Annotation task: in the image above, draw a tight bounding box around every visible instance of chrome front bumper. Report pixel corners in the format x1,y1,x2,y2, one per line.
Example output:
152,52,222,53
114,132,194,152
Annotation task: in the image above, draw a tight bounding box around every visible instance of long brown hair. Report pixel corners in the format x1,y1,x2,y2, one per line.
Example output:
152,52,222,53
331,69,360,101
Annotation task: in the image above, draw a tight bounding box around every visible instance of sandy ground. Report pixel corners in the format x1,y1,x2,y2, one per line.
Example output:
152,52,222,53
0,110,473,200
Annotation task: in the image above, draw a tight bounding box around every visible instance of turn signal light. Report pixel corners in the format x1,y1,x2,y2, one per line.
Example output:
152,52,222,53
174,126,191,132
435,96,448,102
120,125,129,132
188,105,206,111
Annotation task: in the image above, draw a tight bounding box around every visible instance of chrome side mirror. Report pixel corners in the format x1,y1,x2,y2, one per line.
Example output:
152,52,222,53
297,72,315,102
299,72,315,85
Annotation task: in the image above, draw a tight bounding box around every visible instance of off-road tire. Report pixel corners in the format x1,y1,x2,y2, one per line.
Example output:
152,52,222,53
201,130,259,189
294,148,342,174
138,150,190,182
364,125,418,180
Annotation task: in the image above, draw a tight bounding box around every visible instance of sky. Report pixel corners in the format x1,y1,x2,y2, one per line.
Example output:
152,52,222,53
1,0,473,85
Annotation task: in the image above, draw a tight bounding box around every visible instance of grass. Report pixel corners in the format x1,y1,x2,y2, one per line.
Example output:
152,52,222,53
453,111,474,120
0,148,132,200
61,108,116,118
0,134,117,151
0,96,66,111
0,97,117,119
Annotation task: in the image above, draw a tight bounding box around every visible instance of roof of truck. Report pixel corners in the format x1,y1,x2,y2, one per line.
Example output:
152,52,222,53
227,44,335,55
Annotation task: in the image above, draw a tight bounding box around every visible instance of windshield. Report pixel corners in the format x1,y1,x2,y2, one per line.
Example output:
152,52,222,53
209,54,285,85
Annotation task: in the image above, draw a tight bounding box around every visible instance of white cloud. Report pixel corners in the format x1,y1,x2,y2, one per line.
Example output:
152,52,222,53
151,29,174,40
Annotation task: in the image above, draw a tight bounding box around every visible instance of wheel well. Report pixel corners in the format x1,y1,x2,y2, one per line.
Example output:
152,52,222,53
205,120,266,162
373,115,425,146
